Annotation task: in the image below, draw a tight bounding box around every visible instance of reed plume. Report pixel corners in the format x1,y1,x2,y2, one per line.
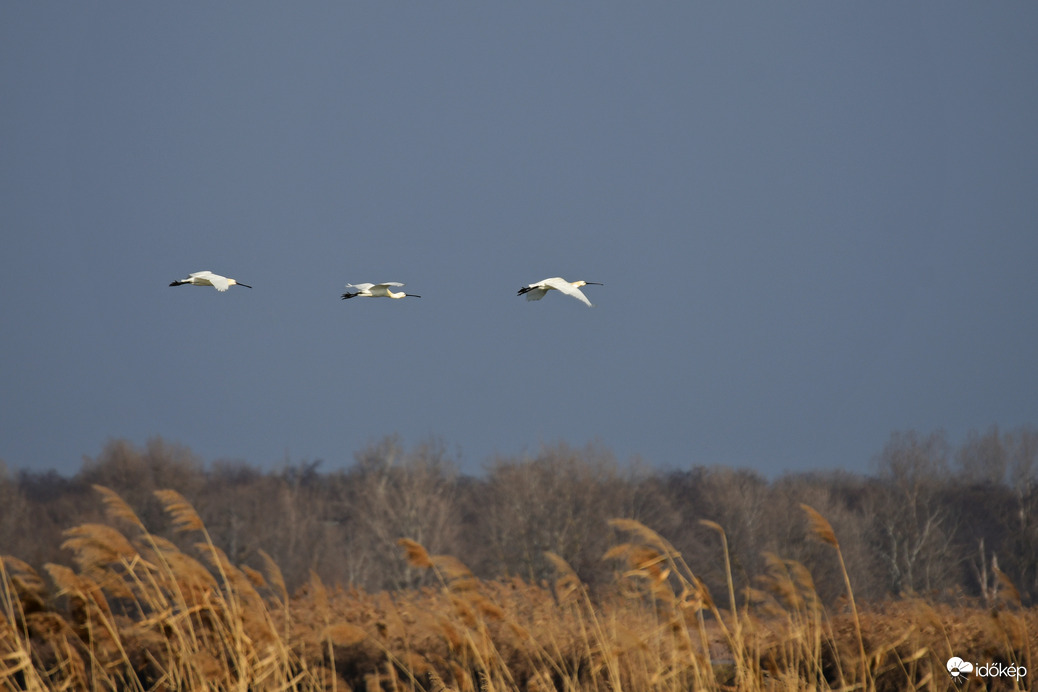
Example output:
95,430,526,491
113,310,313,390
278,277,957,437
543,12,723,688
1,489,1034,691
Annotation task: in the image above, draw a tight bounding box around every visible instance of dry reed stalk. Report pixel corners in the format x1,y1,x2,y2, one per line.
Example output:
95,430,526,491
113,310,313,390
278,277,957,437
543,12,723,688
91,487,217,668
760,552,843,687
610,516,743,689
699,518,753,688
514,593,579,686
92,484,146,531
44,562,146,692
258,549,288,605
1,557,47,612
153,489,205,533
398,538,434,569
258,547,292,648
0,649,48,692
547,550,627,691
996,565,1023,607
154,489,243,633
801,503,870,691
157,489,272,687
8,487,1038,691
60,524,139,572
0,557,54,692
305,570,343,689
607,518,675,555
323,622,368,647
395,539,524,689
8,491,322,691
147,491,296,688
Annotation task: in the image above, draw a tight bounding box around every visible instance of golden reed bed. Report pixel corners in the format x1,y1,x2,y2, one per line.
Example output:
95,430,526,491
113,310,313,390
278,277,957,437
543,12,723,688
1,487,1033,691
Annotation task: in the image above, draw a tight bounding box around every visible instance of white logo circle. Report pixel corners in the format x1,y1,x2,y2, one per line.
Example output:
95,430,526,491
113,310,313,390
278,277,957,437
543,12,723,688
946,657,974,679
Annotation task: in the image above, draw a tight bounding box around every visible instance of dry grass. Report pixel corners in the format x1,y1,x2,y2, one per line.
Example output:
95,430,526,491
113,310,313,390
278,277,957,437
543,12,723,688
1,489,1034,691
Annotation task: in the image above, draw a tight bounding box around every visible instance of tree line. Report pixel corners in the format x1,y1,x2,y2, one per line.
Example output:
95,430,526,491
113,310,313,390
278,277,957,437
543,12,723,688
2,425,1036,606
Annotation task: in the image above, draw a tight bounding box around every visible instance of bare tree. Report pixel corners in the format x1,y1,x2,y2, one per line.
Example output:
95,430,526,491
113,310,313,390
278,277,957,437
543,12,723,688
870,430,958,596
0,461,34,557
1000,426,1038,601
957,425,1009,485
770,472,879,602
78,436,206,529
340,436,462,590
475,442,637,586
5,428,1037,605
679,467,771,594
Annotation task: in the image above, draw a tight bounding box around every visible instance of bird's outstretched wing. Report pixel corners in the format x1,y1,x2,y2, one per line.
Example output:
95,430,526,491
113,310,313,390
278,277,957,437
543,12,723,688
371,282,404,289
341,282,369,299
207,275,231,292
542,277,593,307
518,277,558,301
520,286,550,301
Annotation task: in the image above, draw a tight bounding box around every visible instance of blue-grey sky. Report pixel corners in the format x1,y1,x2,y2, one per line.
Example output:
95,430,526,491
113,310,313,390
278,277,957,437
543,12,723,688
2,4,1036,477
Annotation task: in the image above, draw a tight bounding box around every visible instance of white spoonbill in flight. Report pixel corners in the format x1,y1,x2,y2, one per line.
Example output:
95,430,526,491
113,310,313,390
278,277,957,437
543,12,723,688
169,270,252,292
517,277,602,307
341,282,421,300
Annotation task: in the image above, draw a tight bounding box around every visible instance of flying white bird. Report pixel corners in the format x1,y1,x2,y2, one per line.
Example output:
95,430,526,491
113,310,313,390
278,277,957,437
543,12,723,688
169,270,252,292
517,277,602,307
341,282,421,300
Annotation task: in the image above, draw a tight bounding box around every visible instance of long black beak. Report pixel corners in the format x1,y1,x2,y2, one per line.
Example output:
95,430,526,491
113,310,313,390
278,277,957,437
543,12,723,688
586,282,604,286
237,282,253,289
405,294,422,298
